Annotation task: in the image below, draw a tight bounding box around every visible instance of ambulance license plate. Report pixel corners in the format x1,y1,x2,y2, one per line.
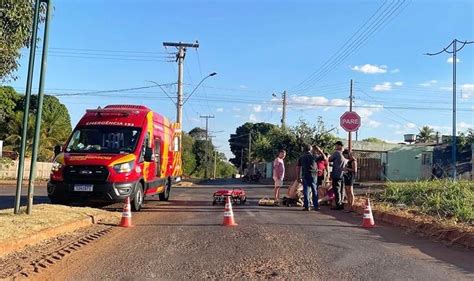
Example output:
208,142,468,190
74,184,93,192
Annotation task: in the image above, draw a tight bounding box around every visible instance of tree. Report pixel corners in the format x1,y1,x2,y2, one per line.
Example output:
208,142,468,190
362,137,386,143
228,122,277,170
181,133,197,176
188,127,207,140
417,126,435,143
0,87,72,161
0,86,21,136
229,118,338,168
0,0,45,82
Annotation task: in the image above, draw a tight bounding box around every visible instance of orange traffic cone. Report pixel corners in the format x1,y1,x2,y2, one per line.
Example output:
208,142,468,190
222,196,238,227
362,198,375,228
119,197,133,227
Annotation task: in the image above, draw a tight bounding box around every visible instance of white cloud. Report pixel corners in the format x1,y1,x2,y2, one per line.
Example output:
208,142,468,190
239,85,247,89
356,105,383,119
368,120,381,128
406,122,417,129
394,122,419,135
289,96,350,108
351,64,387,74
216,108,224,112
390,68,400,74
460,84,474,99
440,86,453,91
447,57,460,63
459,122,474,130
373,82,392,92
252,105,262,112
232,107,241,112
372,81,403,92
419,80,438,87
249,114,258,122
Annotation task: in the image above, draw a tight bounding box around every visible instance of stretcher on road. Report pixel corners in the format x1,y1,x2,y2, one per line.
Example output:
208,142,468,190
212,188,247,205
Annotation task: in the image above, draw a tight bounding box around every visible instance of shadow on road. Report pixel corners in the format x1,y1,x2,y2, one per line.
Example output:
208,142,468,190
0,195,50,210
320,208,474,274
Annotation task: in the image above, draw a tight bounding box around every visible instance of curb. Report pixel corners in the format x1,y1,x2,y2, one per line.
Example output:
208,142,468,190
353,203,474,248
0,213,116,258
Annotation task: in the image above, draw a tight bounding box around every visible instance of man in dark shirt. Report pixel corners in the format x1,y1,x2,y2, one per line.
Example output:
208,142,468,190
296,144,326,211
328,141,346,210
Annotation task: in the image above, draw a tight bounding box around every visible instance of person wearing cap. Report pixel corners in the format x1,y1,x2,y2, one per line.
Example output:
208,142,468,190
328,141,346,210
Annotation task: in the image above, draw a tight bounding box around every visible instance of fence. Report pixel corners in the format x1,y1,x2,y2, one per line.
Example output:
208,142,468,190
0,160,52,180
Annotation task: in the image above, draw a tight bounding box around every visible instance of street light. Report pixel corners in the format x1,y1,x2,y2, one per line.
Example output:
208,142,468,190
183,72,217,104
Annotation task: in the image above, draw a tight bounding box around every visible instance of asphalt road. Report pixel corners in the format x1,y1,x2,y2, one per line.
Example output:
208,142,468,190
0,183,49,210
30,179,473,280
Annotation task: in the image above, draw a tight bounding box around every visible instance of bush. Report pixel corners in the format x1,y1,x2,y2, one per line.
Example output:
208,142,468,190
378,180,474,224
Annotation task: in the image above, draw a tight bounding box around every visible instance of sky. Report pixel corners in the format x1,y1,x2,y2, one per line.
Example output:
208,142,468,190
7,0,474,159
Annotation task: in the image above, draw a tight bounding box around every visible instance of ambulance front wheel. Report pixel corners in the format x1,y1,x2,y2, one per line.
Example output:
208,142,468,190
132,182,144,212
159,178,171,201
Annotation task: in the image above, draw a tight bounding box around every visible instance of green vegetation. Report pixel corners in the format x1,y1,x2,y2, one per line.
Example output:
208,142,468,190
0,0,46,82
0,86,72,161
182,130,236,178
378,180,474,224
362,137,386,143
229,117,338,169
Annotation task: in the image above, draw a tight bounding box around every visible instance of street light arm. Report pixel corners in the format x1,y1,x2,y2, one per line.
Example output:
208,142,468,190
146,80,176,105
183,73,217,105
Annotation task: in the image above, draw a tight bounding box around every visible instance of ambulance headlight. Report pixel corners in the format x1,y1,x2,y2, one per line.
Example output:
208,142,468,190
113,161,134,173
51,161,63,173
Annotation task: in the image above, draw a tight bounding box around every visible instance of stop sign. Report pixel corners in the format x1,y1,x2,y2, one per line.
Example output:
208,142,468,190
340,111,361,132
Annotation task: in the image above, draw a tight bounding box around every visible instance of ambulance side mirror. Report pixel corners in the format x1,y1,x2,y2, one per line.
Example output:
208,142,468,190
144,147,153,162
54,145,62,157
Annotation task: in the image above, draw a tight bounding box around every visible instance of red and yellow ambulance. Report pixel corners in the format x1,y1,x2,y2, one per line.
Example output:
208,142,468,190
47,105,182,211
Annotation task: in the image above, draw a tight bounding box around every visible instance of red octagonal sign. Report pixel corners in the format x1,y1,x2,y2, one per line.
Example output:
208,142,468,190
340,111,361,132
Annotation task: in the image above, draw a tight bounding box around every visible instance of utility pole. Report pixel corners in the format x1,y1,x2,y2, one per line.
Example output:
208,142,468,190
240,148,244,175
273,91,287,129
213,150,218,179
348,79,353,151
14,0,41,214
426,39,473,180
248,132,252,173
200,115,214,178
163,41,199,125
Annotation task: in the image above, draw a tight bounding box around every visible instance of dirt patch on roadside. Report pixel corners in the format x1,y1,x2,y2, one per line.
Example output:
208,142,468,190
0,204,120,257
354,197,474,248
0,224,114,279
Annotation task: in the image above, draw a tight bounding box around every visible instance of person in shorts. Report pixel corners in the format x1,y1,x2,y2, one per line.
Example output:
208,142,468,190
273,149,286,204
343,150,357,212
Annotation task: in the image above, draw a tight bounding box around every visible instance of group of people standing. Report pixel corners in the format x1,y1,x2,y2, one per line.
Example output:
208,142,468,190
272,140,358,212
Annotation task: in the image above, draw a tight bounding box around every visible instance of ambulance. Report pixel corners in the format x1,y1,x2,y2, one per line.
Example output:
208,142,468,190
47,105,182,211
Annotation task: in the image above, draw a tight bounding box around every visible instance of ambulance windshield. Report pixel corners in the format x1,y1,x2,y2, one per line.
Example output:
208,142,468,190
66,126,142,154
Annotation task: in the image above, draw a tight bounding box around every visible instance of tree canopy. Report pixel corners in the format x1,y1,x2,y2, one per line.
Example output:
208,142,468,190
0,86,72,161
417,126,436,143
0,0,45,82
182,127,236,178
229,118,338,169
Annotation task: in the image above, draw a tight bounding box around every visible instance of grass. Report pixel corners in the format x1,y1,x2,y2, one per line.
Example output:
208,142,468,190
377,180,474,224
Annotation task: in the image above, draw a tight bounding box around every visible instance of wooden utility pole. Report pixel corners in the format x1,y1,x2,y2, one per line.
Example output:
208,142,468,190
163,41,199,125
200,115,214,178
273,91,287,129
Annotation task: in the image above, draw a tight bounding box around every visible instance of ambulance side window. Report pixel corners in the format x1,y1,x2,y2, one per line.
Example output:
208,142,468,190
139,132,150,162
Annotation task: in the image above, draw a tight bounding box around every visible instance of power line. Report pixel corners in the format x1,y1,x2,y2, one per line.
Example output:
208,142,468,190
292,0,409,93
52,83,174,97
